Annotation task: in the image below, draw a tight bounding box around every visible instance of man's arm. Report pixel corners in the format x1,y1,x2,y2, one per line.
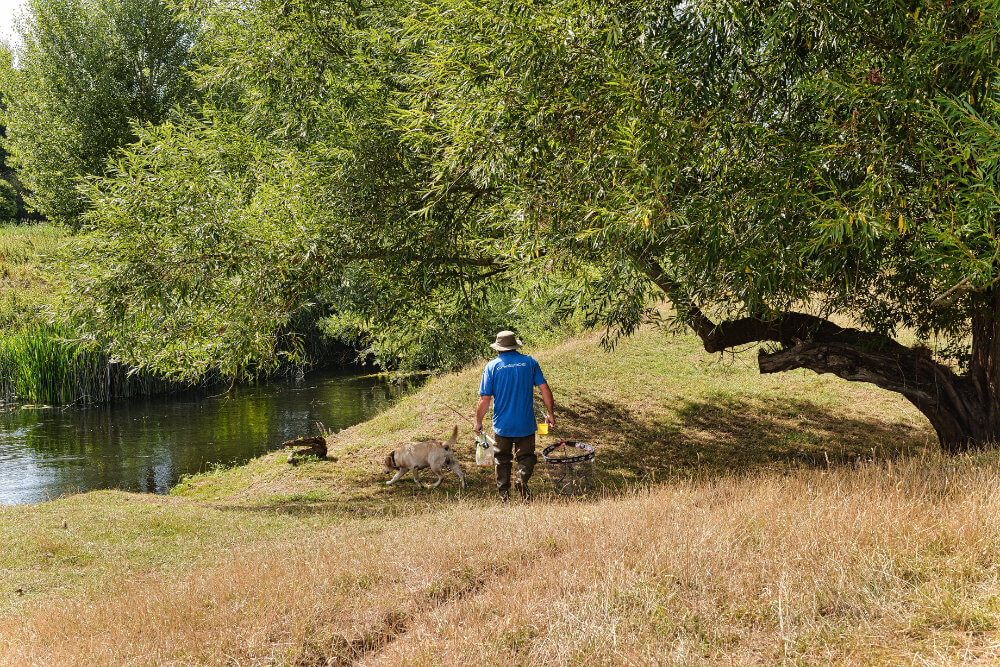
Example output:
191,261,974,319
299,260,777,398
539,382,555,427
474,395,492,434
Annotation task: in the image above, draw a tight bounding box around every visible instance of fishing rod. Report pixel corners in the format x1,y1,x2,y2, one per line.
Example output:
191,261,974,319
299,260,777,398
443,403,496,446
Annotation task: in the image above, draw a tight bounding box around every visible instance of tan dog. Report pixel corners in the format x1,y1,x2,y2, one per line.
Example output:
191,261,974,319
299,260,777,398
383,425,466,489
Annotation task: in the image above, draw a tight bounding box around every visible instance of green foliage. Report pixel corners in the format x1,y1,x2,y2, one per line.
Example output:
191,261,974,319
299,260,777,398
75,0,499,379
72,0,598,379
75,112,341,380
0,179,18,223
0,0,195,225
323,271,588,371
0,224,185,404
72,0,1000,380
394,0,1000,353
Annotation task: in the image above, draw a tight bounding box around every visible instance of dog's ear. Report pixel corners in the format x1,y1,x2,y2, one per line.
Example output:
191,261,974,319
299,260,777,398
384,453,395,470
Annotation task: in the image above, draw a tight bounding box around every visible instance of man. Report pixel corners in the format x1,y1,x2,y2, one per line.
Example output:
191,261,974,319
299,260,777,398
474,330,555,503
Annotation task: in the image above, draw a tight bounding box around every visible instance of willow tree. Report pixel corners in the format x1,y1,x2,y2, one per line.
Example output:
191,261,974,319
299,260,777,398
395,0,1000,451
77,0,1000,450
73,0,529,377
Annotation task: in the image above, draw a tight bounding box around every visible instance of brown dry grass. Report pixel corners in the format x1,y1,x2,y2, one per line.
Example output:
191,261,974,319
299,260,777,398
6,327,999,664
5,454,1000,664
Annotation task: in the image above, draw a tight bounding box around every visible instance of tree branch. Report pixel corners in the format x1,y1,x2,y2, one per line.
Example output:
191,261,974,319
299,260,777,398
757,342,977,433
639,257,985,447
758,342,948,399
697,312,911,354
639,258,908,354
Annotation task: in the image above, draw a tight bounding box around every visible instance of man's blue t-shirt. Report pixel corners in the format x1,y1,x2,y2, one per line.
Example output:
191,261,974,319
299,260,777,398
479,351,547,437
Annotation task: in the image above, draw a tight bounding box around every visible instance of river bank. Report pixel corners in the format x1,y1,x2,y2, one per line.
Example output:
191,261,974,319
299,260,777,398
0,370,414,505
0,224,182,405
0,224,366,408
7,327,1000,663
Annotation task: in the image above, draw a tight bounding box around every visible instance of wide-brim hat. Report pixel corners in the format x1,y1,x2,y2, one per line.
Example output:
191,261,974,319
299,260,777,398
490,330,523,352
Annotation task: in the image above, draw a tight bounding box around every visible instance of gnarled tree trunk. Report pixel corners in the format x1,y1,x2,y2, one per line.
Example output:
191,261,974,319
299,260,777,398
756,339,994,453
643,263,1000,452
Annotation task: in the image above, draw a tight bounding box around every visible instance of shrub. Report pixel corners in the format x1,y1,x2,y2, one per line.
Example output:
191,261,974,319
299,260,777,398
0,180,18,223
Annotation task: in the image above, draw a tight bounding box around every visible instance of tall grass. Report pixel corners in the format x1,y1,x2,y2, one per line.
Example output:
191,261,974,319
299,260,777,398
6,455,1000,663
0,323,182,404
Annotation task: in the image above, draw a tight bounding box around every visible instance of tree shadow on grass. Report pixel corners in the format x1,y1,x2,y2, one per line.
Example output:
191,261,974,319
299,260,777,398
225,393,936,513
555,395,934,489
214,484,471,518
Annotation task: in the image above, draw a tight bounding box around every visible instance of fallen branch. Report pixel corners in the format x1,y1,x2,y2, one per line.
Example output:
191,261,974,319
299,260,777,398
282,435,328,464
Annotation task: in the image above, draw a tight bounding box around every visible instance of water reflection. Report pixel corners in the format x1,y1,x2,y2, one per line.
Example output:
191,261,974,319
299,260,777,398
0,371,412,505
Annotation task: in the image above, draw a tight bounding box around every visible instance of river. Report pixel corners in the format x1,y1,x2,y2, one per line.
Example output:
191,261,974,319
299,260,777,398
0,370,413,505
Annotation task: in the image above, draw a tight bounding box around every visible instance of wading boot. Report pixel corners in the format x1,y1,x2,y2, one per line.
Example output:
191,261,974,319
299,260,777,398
514,482,532,504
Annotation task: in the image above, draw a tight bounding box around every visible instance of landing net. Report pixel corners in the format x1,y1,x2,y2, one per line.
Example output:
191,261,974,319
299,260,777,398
542,441,595,496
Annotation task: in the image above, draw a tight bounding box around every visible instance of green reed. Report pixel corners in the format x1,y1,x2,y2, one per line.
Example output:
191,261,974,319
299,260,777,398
0,324,181,405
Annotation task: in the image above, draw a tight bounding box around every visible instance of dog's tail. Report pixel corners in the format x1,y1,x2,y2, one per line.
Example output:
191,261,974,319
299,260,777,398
445,424,458,448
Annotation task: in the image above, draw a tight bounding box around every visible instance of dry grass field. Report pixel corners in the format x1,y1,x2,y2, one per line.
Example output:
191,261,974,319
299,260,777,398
5,327,1000,664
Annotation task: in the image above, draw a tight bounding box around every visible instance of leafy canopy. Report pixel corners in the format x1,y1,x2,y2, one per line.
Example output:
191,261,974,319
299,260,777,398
0,0,195,224
401,1,1000,343
74,0,1000,378
75,0,550,377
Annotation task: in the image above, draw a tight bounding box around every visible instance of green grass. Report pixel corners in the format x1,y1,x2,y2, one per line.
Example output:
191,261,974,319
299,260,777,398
0,491,316,608
170,326,933,504
0,223,67,331
11,327,1000,663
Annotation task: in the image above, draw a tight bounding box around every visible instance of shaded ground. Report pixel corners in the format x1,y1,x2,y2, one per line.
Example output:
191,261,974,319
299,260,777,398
563,394,927,485
177,327,932,507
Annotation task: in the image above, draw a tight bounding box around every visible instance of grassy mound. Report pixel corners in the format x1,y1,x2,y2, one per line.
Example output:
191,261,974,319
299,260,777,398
7,327,1000,663
0,223,66,332
171,327,932,505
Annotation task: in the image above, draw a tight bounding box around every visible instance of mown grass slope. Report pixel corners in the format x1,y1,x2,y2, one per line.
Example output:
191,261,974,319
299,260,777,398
8,327,1000,664
172,327,933,505
0,223,67,331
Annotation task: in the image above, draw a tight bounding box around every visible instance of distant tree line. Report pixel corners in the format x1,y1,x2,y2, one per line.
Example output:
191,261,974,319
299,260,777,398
0,0,194,225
